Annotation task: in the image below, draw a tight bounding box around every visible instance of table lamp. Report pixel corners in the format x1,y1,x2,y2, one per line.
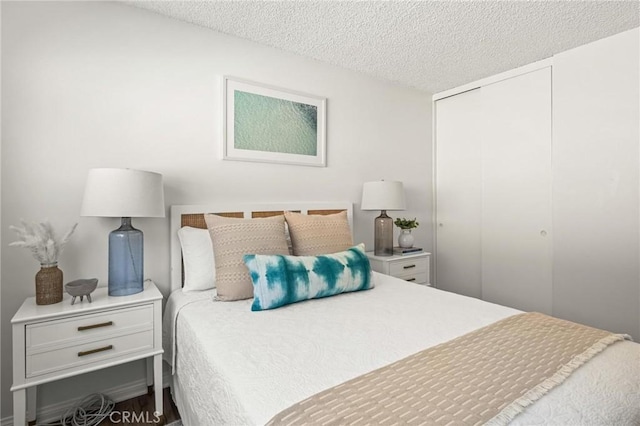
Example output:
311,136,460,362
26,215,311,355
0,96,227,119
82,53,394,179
361,180,406,256
81,168,165,296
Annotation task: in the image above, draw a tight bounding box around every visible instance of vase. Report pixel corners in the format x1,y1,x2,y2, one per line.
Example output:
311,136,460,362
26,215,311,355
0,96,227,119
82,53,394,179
35,263,63,305
398,229,415,248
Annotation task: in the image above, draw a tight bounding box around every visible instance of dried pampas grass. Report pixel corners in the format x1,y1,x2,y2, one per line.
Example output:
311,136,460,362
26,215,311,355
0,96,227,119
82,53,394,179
9,219,77,265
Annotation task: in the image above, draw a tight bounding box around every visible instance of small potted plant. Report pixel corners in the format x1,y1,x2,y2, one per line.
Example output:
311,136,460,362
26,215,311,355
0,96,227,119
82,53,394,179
394,217,419,248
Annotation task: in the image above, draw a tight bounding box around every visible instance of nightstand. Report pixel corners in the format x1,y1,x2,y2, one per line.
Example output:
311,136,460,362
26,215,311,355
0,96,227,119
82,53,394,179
11,280,164,426
366,251,431,285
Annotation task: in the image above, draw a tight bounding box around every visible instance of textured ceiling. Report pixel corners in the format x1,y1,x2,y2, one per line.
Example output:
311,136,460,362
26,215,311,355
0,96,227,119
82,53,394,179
126,1,639,93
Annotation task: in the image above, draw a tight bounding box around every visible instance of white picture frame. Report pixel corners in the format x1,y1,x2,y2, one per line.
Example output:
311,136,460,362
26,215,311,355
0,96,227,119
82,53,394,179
222,76,327,167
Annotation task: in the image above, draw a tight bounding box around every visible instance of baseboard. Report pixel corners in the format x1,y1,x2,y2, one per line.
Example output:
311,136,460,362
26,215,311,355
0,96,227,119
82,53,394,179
1,373,171,426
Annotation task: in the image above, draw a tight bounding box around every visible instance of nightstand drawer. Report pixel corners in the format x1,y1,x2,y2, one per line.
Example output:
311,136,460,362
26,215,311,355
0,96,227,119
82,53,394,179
389,258,428,277
26,304,153,351
366,251,431,286
26,330,153,378
395,272,428,285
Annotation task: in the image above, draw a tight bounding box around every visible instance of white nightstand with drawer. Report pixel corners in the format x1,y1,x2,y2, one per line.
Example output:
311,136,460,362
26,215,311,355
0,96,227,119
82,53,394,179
11,280,163,426
366,252,431,286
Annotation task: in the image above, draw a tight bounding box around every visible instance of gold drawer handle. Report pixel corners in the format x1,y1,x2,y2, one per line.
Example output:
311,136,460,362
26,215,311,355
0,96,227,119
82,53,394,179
406,278,416,282
78,321,113,331
78,345,113,357
403,265,416,269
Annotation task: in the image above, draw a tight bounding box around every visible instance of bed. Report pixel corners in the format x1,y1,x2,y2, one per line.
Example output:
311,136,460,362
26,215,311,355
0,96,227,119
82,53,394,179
163,203,640,426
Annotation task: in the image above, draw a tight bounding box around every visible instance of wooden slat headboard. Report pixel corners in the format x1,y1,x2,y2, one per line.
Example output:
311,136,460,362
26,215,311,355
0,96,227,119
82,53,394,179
180,212,243,229
170,203,353,292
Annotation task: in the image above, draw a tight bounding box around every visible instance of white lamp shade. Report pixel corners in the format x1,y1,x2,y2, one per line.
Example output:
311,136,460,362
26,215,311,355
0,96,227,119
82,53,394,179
361,181,406,211
81,168,165,217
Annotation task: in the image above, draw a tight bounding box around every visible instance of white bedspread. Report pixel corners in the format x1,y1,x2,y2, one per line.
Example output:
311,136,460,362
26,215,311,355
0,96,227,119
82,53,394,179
164,272,640,426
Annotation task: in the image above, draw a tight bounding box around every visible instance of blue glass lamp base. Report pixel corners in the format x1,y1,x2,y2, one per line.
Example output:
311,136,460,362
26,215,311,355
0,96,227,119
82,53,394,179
109,217,144,296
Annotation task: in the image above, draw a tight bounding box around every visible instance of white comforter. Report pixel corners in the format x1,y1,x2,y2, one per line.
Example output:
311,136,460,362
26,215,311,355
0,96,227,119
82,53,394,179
164,272,640,426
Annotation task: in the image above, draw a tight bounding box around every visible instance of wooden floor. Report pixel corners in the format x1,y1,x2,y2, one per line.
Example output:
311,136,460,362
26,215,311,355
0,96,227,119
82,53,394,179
38,387,181,426
37,387,180,426
99,387,181,425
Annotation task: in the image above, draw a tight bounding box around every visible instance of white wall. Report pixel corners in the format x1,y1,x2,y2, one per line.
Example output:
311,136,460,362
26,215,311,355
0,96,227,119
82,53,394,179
0,1,432,419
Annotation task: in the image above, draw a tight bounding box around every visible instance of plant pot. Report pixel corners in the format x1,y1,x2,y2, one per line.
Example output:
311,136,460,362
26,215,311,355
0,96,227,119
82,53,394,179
398,229,415,248
35,263,63,305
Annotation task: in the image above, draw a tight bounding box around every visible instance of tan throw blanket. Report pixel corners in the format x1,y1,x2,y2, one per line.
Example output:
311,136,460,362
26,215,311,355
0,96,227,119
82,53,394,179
267,312,630,426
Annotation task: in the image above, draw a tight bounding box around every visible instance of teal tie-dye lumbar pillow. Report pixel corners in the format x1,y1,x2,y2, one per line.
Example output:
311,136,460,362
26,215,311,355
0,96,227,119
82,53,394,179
243,243,373,311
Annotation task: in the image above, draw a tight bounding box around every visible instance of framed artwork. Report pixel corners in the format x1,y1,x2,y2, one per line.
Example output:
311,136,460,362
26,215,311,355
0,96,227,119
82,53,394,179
222,76,327,167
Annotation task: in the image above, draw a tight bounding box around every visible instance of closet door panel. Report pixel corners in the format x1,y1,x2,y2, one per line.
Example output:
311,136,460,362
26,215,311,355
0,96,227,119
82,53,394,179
434,89,482,298
553,29,639,339
481,68,553,314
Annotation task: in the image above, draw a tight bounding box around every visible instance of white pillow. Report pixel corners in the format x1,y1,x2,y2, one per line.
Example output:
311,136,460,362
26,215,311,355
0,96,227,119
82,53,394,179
178,226,215,291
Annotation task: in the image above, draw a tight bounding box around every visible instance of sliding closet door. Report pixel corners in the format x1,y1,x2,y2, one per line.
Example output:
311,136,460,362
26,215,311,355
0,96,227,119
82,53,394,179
553,29,639,339
434,89,482,298
480,68,553,314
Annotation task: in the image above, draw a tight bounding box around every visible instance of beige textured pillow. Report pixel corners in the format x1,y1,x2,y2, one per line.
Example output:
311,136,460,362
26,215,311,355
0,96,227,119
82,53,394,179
284,211,354,256
204,214,289,301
